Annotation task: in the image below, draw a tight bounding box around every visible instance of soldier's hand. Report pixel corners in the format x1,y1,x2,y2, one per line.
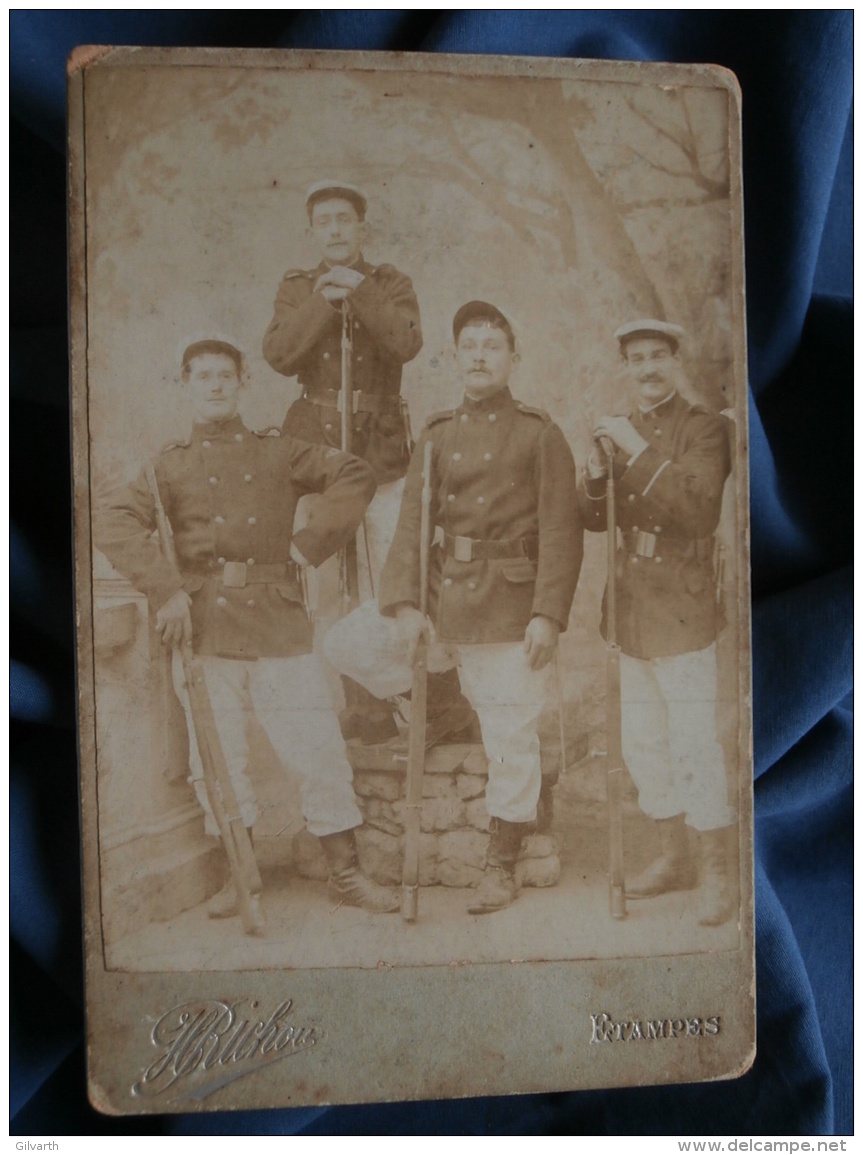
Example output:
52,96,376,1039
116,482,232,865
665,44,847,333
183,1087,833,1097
314,266,365,302
593,416,648,461
318,284,353,303
320,265,365,291
395,605,430,667
524,615,559,671
155,590,193,649
586,444,608,479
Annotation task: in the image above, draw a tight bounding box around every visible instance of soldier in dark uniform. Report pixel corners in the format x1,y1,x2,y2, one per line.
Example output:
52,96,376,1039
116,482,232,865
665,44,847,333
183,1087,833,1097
325,302,583,913
94,338,401,917
578,319,735,927
263,179,477,745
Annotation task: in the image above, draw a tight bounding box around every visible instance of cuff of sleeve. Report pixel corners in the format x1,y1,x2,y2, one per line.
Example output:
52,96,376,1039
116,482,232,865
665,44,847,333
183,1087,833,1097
291,527,330,569
150,576,185,614
531,599,569,633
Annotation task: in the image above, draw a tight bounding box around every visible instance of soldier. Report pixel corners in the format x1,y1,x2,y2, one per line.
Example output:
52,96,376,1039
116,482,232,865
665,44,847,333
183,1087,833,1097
325,301,583,914
579,319,735,927
94,338,401,917
263,179,476,745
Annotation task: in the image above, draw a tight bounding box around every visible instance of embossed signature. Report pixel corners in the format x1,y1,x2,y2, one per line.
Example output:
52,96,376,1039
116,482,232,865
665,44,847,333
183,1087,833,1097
132,999,318,1101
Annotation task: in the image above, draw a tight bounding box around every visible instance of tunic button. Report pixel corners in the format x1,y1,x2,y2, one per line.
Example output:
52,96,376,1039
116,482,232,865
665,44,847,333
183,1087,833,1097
476,496,485,505
488,413,496,422
632,525,639,533
244,474,252,482
654,525,661,533
216,597,227,607
214,515,225,526
357,355,363,363
453,452,462,461
247,558,255,566
209,476,218,485
627,494,635,503
246,599,256,608
447,494,455,503
484,452,492,462
468,581,476,591
248,517,256,525
202,440,211,449
217,556,226,565
460,413,469,423
234,433,243,442
325,423,333,431
655,556,662,563
631,557,638,565
323,352,330,360
443,578,453,587
654,429,661,436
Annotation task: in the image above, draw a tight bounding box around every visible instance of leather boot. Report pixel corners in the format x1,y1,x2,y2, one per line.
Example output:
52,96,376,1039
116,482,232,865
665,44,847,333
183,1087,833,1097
338,677,400,745
698,825,736,927
468,819,533,915
208,828,255,918
536,776,556,833
424,667,482,747
626,815,697,899
320,829,400,913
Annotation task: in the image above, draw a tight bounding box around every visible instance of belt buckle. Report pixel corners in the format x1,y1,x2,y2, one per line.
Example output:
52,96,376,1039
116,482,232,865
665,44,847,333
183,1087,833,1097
635,531,656,559
222,561,247,588
453,535,473,563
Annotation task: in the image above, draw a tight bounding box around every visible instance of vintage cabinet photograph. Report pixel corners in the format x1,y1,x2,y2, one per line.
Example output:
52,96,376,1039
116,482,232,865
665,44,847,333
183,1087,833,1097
69,48,753,1111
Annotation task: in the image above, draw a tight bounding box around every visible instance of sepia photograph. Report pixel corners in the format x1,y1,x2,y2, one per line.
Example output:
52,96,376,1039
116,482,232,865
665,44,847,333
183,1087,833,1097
69,47,753,1111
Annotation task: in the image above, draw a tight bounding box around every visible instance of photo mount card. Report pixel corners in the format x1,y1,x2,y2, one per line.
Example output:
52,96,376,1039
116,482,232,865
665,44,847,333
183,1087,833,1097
68,46,754,1114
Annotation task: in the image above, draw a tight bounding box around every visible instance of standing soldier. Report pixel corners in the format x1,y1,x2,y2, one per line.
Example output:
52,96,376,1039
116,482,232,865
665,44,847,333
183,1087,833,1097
94,338,401,918
325,302,583,914
263,179,476,745
579,319,735,927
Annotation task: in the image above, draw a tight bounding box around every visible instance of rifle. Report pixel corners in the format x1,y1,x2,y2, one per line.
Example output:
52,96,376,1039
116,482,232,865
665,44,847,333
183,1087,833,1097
338,300,360,610
600,438,627,920
401,439,433,922
145,463,265,936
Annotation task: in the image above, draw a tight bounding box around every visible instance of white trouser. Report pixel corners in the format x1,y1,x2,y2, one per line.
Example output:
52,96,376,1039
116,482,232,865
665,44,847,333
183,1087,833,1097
323,602,552,823
357,476,405,603
295,477,404,620
619,643,735,832
172,651,363,839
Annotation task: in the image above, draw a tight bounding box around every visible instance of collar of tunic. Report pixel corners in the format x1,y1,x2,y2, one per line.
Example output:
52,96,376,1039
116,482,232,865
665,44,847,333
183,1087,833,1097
190,414,247,442
459,385,513,415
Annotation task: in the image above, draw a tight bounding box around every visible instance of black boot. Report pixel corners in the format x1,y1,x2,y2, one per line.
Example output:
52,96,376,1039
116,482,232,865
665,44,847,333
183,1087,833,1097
320,828,400,913
536,775,556,833
338,677,400,745
698,825,736,927
626,815,698,899
468,819,533,915
423,666,482,747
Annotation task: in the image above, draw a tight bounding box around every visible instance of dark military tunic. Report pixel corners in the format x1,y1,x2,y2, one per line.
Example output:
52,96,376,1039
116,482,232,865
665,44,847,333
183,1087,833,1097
94,415,375,659
578,390,731,659
262,257,423,484
378,387,583,644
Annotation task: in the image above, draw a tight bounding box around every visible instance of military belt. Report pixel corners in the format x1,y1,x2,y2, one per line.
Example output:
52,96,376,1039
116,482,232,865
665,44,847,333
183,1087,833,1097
437,529,539,563
216,561,298,588
302,387,401,415
620,531,713,560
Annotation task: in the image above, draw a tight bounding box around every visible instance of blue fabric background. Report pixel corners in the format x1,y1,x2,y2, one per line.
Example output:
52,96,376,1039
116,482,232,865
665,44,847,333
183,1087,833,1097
9,11,852,1136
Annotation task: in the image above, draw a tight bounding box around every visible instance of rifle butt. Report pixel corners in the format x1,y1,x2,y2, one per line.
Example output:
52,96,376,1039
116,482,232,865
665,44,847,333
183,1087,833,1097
606,644,627,919
183,654,265,934
401,643,427,921
607,765,627,920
